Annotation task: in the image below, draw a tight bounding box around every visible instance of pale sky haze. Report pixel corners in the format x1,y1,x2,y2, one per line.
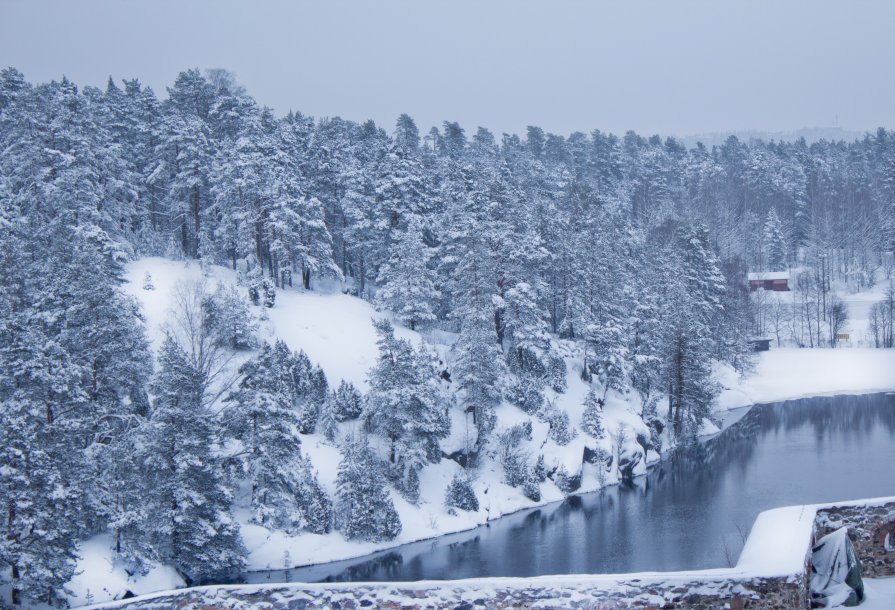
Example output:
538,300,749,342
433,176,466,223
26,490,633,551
1,0,893,138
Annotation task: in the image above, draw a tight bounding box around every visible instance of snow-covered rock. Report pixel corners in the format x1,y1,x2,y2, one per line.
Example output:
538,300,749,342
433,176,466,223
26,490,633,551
811,527,865,607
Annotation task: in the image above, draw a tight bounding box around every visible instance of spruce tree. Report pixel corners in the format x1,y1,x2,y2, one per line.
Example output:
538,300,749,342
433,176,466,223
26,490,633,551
581,388,606,439
666,226,725,440
225,343,332,533
374,219,440,330
204,282,258,349
143,336,245,585
332,380,364,421
334,438,401,542
452,309,504,447
0,324,87,607
319,391,340,442
366,320,450,498
444,473,479,513
763,208,788,272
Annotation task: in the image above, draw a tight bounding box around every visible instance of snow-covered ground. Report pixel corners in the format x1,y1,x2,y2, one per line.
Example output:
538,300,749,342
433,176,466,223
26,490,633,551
715,347,895,412
857,577,895,610
754,275,893,348
66,537,184,607
122,257,420,389
64,257,895,607
840,278,893,346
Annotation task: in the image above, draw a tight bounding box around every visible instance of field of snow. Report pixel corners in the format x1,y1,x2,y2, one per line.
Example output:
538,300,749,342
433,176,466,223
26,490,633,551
122,258,420,390
65,257,895,607
715,347,895,412
840,278,893,346
753,272,893,348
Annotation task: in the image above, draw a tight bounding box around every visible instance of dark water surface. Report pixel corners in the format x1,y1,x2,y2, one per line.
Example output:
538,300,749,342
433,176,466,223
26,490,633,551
248,393,895,584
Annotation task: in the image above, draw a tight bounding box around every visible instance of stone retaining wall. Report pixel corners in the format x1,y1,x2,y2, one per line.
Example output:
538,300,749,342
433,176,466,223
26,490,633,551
84,574,807,610
814,501,895,578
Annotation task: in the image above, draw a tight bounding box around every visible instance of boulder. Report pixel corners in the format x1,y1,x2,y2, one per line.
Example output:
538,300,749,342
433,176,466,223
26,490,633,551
810,527,864,607
617,445,644,481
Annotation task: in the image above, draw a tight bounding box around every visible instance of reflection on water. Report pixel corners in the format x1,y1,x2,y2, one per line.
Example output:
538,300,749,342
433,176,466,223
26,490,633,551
247,393,895,584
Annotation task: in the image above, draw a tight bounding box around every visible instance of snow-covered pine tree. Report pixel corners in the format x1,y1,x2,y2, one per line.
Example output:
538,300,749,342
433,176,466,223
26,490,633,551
581,388,606,439
445,217,505,449
665,225,725,441
143,336,245,585
90,421,158,576
261,340,327,434
292,458,333,534
374,218,440,330
584,308,629,395
628,256,666,410
394,113,420,156
156,77,213,259
225,343,332,533
502,281,552,412
294,364,328,434
0,323,88,607
318,392,340,442
334,437,401,542
0,217,159,604
452,307,504,447
763,208,788,272
496,423,540,500
444,472,479,513
534,454,548,481
204,282,258,349
310,365,329,405
365,319,450,500
332,380,364,421
543,404,576,445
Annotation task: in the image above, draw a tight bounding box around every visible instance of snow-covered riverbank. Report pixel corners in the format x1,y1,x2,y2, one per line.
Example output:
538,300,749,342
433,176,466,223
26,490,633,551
74,496,895,610
715,347,895,412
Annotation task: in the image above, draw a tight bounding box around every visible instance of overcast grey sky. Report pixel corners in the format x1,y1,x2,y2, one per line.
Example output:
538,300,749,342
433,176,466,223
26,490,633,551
1,0,893,138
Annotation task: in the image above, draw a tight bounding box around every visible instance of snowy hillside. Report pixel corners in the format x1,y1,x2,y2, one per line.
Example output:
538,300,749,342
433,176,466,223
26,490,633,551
123,258,424,388
62,256,895,607
67,257,661,606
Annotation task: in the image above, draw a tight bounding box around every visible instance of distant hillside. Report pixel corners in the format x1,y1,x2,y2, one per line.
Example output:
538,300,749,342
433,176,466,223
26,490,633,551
679,127,866,148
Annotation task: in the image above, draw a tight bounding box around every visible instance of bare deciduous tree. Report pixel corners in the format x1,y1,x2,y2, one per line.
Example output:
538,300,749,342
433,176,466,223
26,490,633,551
165,278,238,409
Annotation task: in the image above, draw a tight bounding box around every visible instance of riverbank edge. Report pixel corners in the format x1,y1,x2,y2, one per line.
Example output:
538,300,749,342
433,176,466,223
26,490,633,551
238,387,895,577
78,495,895,610
71,388,895,609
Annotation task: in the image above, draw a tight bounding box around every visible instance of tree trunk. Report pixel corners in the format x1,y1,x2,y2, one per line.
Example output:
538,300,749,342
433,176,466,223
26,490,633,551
674,340,684,437
11,563,20,606
181,218,189,257
358,256,365,296
192,184,201,259
255,200,265,269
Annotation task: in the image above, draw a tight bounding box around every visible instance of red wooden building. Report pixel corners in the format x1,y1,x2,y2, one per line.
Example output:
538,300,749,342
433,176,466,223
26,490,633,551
747,271,790,291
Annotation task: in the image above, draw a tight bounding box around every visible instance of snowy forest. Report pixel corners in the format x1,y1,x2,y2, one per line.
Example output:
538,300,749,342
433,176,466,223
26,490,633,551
1,67,894,606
